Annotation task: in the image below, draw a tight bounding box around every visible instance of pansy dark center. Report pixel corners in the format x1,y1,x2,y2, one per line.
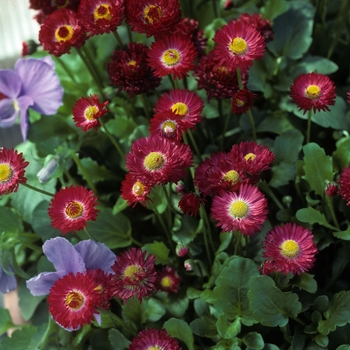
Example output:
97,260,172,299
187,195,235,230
305,85,321,99
65,201,84,219
0,164,13,183
55,25,74,42
229,200,249,218
223,170,240,184
143,4,163,24
161,276,172,288
171,102,188,116
229,37,248,55
84,106,99,121
144,152,165,171
280,239,299,258
94,4,112,20
124,264,142,280
162,120,177,136
132,181,145,196
244,153,256,161
0,92,7,101
162,49,181,67
65,290,84,310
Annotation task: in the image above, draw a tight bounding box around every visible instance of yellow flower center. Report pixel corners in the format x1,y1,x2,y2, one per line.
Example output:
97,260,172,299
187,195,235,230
84,106,99,121
162,120,177,135
124,264,143,281
223,170,240,184
171,102,188,116
65,290,84,310
13,100,19,111
162,49,181,67
55,25,74,42
244,153,256,161
280,239,299,258
229,200,249,218
216,65,229,74
160,276,172,288
228,37,248,55
234,98,245,107
144,152,165,171
94,4,112,20
143,4,163,24
132,181,145,197
65,201,84,219
148,347,161,350
0,164,12,183
128,60,137,66
305,85,321,99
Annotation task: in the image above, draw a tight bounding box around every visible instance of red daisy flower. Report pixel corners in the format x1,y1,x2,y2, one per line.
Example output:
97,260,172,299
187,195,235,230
212,20,266,71
178,192,203,217
72,94,109,132
325,181,338,198
126,135,193,186
48,185,99,234
155,266,181,294
338,165,350,205
238,13,274,43
77,0,124,36
231,89,257,114
147,35,197,80
39,8,86,57
125,0,182,38
193,51,247,101
107,42,161,97
0,148,29,196
121,173,152,207
230,141,275,179
154,89,204,128
111,248,157,302
48,272,101,331
290,72,336,113
261,223,318,275
211,183,268,236
129,328,182,350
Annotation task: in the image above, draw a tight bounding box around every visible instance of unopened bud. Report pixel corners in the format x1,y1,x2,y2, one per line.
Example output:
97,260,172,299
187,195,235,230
37,158,58,183
176,242,189,257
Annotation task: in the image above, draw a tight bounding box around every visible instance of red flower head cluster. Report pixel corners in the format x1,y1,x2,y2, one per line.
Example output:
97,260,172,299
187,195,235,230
128,328,182,350
212,19,266,71
262,223,318,275
77,0,125,36
121,173,152,207
347,91,350,104
147,35,197,80
290,72,336,113
39,8,86,56
211,183,268,236
21,40,40,57
72,94,109,132
231,89,257,114
48,185,99,234
194,51,247,101
338,165,350,205
108,42,161,97
125,0,182,38
238,13,274,43
126,135,193,187
178,192,203,217
155,266,181,294
0,148,29,196
111,248,157,302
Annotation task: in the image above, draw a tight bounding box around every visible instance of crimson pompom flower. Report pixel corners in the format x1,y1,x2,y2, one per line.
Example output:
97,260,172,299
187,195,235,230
48,272,102,331
290,72,336,113
111,248,157,302
0,148,29,196
128,328,182,350
261,223,318,275
30,0,80,15
178,192,203,217
212,20,266,71
211,183,268,236
155,266,181,294
72,94,109,132
39,8,86,56
154,89,204,128
126,135,193,186
238,13,274,43
231,89,257,114
107,42,161,97
338,165,350,205
48,185,99,234
121,173,152,207
147,35,197,80
347,91,350,104
77,0,124,36
194,51,247,101
125,0,182,38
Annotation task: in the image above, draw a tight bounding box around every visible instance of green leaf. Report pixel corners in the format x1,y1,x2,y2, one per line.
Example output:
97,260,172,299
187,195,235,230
108,329,131,350
290,273,317,293
0,207,23,237
269,162,296,188
112,196,128,215
0,308,14,335
261,0,289,21
318,291,350,335
293,55,338,75
0,325,38,350
302,142,334,196
143,241,170,265
296,207,335,230
216,316,241,339
164,318,195,350
333,227,350,240
336,346,350,350
273,129,304,164
268,1,314,59
315,334,329,347
142,297,166,322
104,115,137,141
248,275,302,327
79,158,117,182
212,257,259,326
333,136,350,171
190,316,217,338
242,332,265,350
86,208,132,249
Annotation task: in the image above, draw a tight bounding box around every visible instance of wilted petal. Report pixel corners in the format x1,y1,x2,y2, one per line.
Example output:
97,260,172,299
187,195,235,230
0,69,21,99
26,271,64,296
75,240,116,274
15,57,64,115
0,98,18,128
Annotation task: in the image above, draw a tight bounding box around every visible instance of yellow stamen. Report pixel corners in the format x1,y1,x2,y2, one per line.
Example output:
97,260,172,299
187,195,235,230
13,101,19,111
229,200,249,218
65,201,84,219
84,106,99,121
94,4,112,20
280,239,299,258
132,181,145,197
65,290,84,310
128,60,137,66
228,37,248,55
223,170,240,184
55,25,74,42
162,120,177,135
0,164,12,183
54,0,69,8
162,49,181,67
171,102,188,116
305,85,321,99
160,276,172,288
244,153,256,161
143,4,163,24
144,152,165,171
234,98,245,107
124,265,142,281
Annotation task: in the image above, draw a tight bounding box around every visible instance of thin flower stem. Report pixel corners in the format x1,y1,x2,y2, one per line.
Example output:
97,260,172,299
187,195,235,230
236,67,244,90
187,129,203,162
38,314,57,350
132,237,142,247
56,57,85,94
325,195,340,230
99,118,125,160
113,30,124,47
84,227,97,241
70,152,97,194
212,0,218,18
22,183,54,197
162,185,178,215
168,74,176,89
199,205,213,266
259,181,284,210
306,109,312,144
220,103,232,150
141,93,151,119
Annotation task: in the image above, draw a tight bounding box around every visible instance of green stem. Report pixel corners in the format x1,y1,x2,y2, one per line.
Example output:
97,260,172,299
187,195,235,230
113,30,124,47
99,118,125,160
200,204,216,258
168,75,176,89
187,129,203,162
306,109,313,144
212,0,218,18
247,109,257,142
22,183,54,197
38,315,57,349
141,93,151,119
56,57,85,94
258,181,284,210
71,152,97,193
236,67,243,90
325,195,340,230
221,103,232,150
132,238,142,247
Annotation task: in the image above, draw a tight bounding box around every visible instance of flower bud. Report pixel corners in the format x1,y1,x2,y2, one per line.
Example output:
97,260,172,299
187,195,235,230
37,158,57,183
176,242,189,257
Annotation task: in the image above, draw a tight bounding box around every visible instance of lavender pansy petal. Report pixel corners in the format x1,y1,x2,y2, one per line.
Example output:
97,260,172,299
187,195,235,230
26,271,64,296
93,313,102,326
0,98,18,127
15,58,63,115
0,69,21,99
43,237,86,274
39,55,56,69
17,95,34,142
74,240,117,274
0,267,17,294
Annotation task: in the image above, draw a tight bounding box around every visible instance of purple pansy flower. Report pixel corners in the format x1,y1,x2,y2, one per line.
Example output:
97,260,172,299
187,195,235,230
0,56,63,142
0,255,17,294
